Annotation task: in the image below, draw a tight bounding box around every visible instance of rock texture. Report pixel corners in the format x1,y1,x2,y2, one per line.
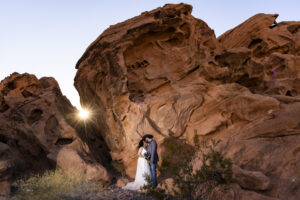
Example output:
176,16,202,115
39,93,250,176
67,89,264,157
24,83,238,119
74,3,300,200
218,13,300,96
232,164,270,191
210,184,280,200
75,2,220,176
0,73,111,195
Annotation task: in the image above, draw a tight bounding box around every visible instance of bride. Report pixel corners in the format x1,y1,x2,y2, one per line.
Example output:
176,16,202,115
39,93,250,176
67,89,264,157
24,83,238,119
122,139,151,190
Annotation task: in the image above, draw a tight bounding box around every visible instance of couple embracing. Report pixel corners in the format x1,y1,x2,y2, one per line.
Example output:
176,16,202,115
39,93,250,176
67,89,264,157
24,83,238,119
122,134,159,191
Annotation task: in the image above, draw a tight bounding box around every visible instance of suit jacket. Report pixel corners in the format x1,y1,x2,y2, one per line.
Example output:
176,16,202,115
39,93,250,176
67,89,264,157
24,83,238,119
146,139,159,163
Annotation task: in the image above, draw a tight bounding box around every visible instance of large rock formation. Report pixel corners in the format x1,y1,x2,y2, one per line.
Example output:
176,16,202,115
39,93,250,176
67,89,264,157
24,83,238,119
74,3,300,200
75,2,221,176
0,73,111,195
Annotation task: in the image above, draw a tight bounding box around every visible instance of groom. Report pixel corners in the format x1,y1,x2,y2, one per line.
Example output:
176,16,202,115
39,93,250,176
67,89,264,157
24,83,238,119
143,134,159,188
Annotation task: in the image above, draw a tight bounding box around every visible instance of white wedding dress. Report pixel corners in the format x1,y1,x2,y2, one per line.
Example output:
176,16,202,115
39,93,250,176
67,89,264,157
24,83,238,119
122,147,151,190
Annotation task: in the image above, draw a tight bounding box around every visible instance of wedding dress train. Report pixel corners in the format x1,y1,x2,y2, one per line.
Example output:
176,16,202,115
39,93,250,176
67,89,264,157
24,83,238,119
122,147,151,190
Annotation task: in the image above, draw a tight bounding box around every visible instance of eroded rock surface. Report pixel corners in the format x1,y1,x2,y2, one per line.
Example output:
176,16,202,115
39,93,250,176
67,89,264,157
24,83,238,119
75,2,221,176
217,13,300,96
73,3,300,200
0,73,111,195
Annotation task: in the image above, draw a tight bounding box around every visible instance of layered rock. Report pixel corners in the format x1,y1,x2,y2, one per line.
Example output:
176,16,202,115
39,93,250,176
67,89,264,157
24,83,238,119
218,13,300,57
0,73,111,195
217,13,300,96
74,3,300,200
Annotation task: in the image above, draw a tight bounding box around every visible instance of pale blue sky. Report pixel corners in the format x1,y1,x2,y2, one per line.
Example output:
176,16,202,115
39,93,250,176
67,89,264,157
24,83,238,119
1,0,300,108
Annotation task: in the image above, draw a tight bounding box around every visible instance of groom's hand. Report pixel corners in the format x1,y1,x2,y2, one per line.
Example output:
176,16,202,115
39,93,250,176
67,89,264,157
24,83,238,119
150,160,153,163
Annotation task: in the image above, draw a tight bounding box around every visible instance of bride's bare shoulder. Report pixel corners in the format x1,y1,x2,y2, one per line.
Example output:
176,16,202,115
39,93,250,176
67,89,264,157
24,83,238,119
138,147,143,153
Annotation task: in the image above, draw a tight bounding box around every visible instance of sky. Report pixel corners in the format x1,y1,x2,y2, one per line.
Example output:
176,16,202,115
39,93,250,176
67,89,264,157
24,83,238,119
1,0,300,108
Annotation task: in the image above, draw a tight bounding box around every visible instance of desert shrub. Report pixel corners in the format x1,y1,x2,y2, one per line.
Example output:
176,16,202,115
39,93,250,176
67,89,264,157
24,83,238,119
142,174,167,200
12,169,99,200
111,160,126,176
158,137,195,179
143,135,234,200
171,138,233,200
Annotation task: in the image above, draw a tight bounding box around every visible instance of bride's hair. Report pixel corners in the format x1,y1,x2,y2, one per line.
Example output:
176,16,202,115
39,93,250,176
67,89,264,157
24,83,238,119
138,139,144,149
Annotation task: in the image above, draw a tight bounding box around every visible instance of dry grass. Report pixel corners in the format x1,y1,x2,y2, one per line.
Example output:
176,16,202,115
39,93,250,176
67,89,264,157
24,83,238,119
12,169,99,200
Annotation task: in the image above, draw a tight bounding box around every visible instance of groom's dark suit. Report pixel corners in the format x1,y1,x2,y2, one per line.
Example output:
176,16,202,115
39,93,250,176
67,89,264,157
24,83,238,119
147,139,159,187
147,139,159,163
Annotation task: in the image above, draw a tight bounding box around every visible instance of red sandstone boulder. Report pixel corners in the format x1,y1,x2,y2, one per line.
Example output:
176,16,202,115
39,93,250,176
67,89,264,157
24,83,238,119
72,3,299,200
218,13,300,57
0,73,111,195
75,3,221,177
217,13,300,98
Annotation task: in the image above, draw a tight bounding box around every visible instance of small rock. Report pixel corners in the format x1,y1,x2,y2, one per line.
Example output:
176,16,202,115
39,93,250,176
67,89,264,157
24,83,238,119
232,164,270,190
0,181,10,196
116,177,130,187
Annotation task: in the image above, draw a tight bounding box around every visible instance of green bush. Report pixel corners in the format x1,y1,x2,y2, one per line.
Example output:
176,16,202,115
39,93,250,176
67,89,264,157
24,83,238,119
12,169,98,200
